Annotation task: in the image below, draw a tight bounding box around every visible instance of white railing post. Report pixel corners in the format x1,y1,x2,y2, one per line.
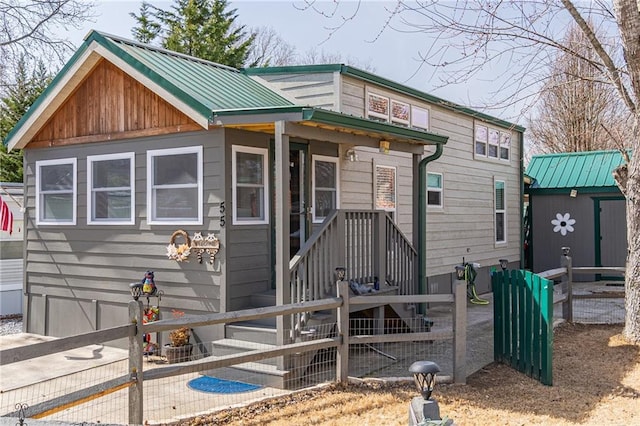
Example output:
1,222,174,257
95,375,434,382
374,211,386,286
128,300,143,425
561,247,573,322
453,276,467,384
336,280,350,382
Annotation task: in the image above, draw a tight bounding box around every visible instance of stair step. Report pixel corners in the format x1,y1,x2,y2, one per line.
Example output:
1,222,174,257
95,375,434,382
250,290,276,308
211,338,278,366
206,362,290,389
226,322,277,345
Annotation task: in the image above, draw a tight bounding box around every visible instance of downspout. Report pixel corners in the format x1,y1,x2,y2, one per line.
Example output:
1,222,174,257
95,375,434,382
418,143,444,303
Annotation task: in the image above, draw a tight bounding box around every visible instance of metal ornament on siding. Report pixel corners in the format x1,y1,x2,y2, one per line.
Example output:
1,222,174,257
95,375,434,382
551,213,576,236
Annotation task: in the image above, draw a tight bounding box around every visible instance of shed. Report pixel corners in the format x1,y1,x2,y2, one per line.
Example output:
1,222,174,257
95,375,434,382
525,150,627,278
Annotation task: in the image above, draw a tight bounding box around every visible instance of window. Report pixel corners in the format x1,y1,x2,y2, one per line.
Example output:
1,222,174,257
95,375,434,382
411,106,429,130
36,158,77,225
391,100,410,126
488,129,499,158
147,146,202,225
427,172,443,208
375,165,396,213
87,153,135,225
367,92,390,122
475,125,488,156
499,132,511,160
232,145,268,225
495,180,506,243
312,155,339,223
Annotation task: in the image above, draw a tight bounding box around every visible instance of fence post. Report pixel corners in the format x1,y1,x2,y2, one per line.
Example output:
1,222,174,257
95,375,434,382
453,275,467,384
560,247,573,322
128,300,143,425
336,280,350,383
373,211,386,285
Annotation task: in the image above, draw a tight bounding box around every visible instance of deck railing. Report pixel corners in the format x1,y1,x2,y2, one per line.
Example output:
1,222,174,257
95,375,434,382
288,210,418,335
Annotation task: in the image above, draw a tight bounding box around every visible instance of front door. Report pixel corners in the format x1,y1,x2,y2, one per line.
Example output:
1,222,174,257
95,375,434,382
289,144,310,258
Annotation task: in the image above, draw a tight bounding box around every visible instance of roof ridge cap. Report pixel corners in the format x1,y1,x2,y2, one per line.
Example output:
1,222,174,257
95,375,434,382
89,30,240,73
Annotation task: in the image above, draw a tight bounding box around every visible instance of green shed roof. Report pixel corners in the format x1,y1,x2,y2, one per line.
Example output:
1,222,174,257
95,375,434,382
526,150,628,190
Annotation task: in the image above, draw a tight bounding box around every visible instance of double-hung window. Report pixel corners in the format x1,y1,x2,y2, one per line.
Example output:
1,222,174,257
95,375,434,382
375,165,397,215
36,158,77,225
232,145,269,225
427,172,443,208
87,153,135,225
147,146,202,225
495,179,506,243
312,155,339,223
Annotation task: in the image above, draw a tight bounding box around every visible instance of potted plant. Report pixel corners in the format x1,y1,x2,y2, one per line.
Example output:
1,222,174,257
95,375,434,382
164,309,193,364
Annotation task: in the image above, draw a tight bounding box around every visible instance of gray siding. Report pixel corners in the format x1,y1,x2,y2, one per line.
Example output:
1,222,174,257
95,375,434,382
530,193,625,278
23,131,226,342
250,72,338,110
339,75,523,283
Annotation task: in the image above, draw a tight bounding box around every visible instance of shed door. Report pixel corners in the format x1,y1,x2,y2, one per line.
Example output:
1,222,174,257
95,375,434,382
598,198,626,267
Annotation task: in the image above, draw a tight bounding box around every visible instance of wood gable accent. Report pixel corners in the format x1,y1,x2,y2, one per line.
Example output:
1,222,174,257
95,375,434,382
29,59,201,148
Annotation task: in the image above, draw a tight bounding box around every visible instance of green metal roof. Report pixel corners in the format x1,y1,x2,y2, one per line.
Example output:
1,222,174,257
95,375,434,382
244,64,525,133
526,150,628,190
97,32,293,114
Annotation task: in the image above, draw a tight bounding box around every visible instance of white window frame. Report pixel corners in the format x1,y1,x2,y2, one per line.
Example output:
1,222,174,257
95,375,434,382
232,145,269,225
411,106,429,130
312,155,340,224
390,99,410,126
87,152,135,225
427,172,444,209
495,179,506,244
499,131,511,161
366,91,390,122
474,124,488,158
488,128,500,159
36,158,77,226
374,165,397,214
146,146,203,225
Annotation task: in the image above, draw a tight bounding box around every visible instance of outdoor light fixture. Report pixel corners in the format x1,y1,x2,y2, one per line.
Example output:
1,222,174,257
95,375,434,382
335,267,346,281
409,360,440,400
129,282,143,301
345,149,358,162
455,265,465,281
499,259,509,271
562,246,571,256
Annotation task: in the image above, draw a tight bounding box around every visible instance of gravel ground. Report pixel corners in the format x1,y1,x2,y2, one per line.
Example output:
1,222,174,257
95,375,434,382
0,315,23,336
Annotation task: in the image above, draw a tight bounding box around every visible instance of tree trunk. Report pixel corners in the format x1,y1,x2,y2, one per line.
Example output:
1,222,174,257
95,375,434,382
623,142,640,343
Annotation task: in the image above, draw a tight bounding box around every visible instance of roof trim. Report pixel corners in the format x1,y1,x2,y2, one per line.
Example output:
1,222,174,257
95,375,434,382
3,30,212,150
245,64,525,133
213,106,448,145
526,187,622,196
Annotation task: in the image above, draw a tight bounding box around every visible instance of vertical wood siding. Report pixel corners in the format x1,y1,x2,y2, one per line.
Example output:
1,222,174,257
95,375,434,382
23,131,225,339
32,59,195,143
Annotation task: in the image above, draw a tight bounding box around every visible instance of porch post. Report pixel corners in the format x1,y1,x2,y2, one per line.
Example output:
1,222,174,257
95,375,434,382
274,121,291,349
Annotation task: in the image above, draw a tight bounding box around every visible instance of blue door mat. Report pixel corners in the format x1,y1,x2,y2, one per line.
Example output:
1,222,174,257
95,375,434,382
187,376,262,394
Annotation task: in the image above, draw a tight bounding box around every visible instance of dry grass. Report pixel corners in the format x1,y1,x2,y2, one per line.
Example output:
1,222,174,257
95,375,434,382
177,324,640,425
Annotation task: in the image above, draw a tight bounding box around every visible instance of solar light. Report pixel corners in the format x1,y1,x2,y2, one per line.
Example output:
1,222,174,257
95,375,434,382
454,265,465,281
562,246,570,256
409,360,440,400
499,259,508,271
129,282,143,301
335,267,346,281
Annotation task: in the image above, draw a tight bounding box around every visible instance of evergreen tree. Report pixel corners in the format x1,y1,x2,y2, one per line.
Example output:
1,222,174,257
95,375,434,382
0,59,51,182
130,0,255,68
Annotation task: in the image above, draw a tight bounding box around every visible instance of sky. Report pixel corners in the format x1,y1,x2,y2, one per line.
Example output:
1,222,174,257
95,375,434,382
59,0,532,126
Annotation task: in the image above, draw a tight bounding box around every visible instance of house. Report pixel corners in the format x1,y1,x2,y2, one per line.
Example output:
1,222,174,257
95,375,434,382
3,31,523,356
0,183,24,316
525,150,627,278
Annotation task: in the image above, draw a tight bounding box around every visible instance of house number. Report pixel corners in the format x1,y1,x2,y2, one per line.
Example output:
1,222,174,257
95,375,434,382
220,202,226,227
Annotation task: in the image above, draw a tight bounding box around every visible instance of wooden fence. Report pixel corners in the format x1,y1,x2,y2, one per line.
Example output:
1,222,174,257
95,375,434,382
0,280,468,425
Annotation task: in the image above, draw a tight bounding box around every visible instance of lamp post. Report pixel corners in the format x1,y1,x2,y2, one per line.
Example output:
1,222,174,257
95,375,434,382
454,265,465,281
408,361,451,425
